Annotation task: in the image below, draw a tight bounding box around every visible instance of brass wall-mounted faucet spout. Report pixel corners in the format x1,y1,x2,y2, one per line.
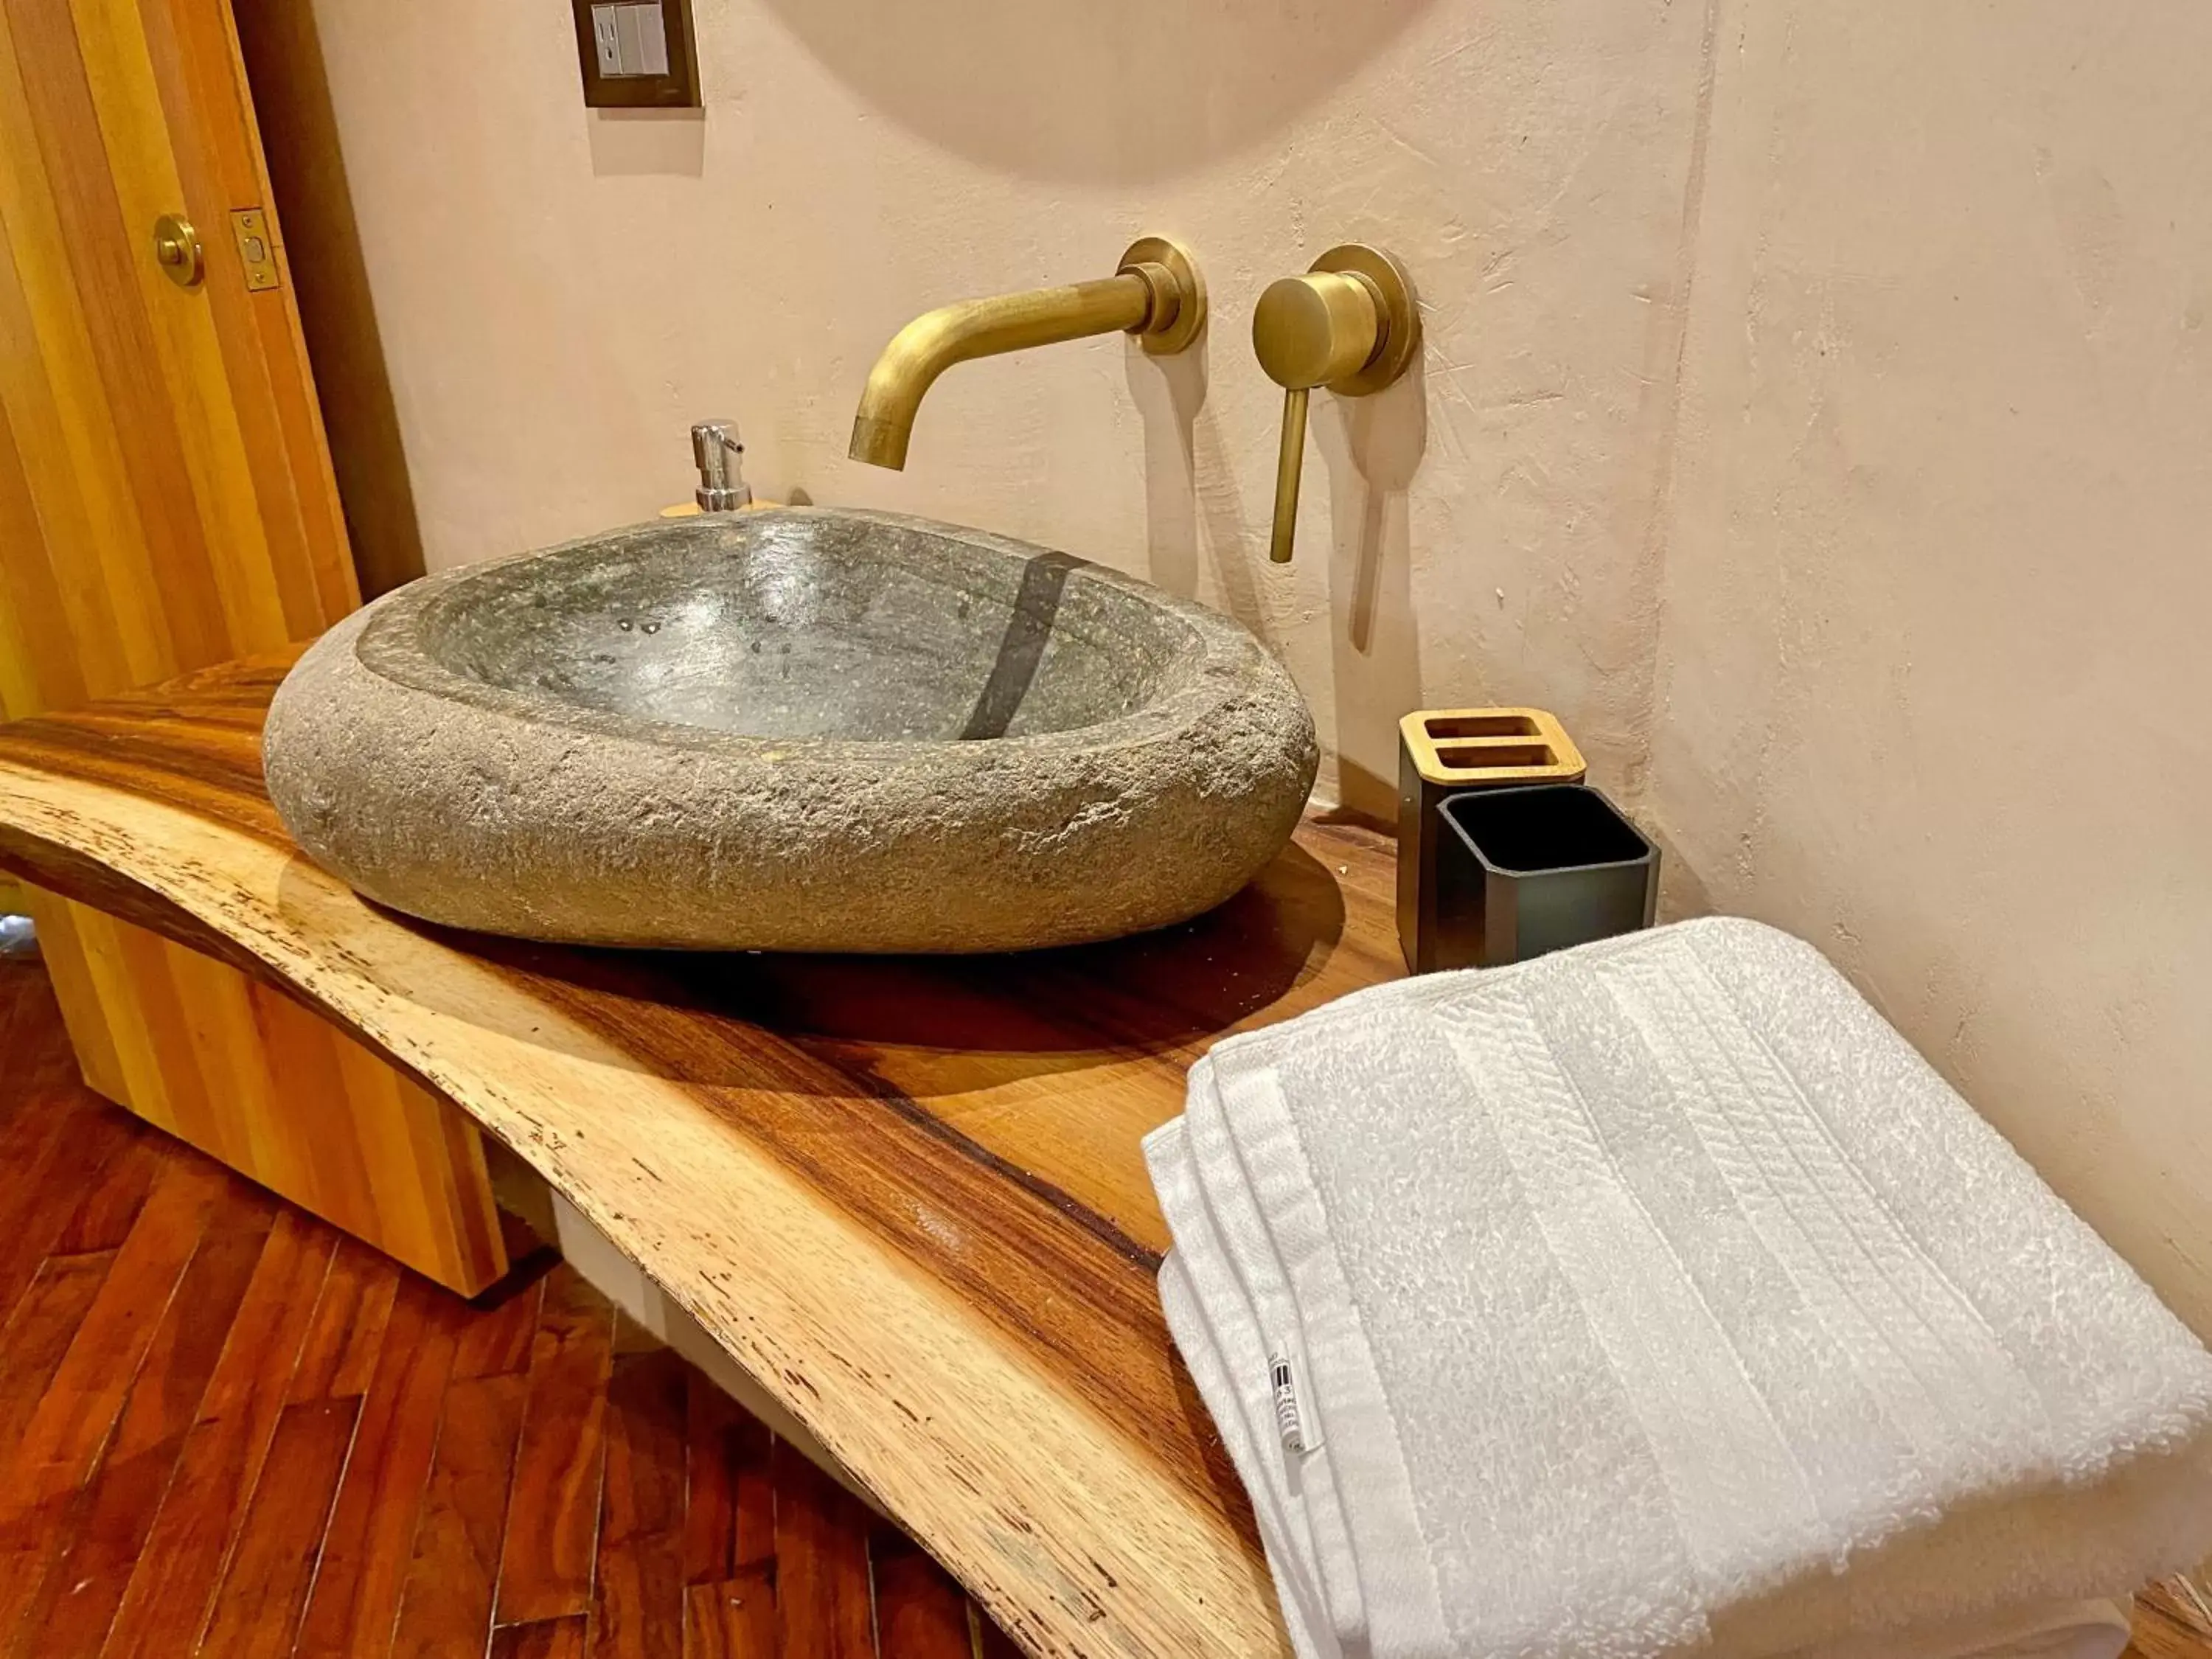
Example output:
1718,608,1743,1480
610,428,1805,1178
848,237,1206,470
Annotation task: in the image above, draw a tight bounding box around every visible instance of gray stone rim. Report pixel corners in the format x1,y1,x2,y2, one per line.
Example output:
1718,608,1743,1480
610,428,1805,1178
352,505,1273,762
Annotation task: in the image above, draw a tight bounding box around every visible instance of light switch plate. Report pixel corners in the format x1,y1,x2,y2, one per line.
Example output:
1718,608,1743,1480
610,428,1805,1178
627,3,669,74
573,0,698,107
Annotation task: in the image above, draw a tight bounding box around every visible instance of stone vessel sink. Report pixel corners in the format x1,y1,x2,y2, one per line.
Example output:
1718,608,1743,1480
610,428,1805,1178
264,507,1318,952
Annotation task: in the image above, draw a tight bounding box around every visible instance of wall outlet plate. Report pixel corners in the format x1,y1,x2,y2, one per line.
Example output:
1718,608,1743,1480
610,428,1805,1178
571,0,699,108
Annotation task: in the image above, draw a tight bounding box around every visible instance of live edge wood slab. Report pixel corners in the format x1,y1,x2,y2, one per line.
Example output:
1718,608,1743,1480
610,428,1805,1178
0,650,1408,1659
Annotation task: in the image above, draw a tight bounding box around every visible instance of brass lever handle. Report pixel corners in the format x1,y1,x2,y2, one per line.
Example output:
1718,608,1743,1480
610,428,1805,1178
1250,245,1419,563
1270,386,1310,566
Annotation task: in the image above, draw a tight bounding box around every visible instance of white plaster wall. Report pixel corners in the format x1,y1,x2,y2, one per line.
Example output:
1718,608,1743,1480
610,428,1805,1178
301,0,1714,813
1646,1,2212,1328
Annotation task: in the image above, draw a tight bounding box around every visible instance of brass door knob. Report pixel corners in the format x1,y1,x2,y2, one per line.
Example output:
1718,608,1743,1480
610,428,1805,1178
151,213,203,288
1251,244,1418,563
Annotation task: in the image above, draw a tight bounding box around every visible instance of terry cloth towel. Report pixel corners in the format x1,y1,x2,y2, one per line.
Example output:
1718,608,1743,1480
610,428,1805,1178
1144,917,2212,1659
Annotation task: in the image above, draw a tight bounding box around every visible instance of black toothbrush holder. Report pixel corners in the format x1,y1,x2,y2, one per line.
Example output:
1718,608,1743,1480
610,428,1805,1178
1397,707,1587,973
1427,783,1659,970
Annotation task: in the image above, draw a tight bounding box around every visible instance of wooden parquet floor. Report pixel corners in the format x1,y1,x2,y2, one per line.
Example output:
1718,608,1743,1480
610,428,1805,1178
0,953,1015,1659
0,947,2207,1658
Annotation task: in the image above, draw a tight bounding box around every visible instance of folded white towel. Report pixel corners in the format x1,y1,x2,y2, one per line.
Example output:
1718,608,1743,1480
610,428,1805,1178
1146,917,2212,1659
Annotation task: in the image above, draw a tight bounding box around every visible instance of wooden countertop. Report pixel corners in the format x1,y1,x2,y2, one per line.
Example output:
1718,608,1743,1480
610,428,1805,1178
0,652,1408,1659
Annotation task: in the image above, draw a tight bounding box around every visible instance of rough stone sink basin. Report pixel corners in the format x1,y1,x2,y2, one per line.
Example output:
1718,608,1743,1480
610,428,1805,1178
264,507,1318,952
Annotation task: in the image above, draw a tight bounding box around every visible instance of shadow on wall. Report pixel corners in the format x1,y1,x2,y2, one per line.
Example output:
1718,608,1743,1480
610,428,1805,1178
588,108,707,178
1130,342,1206,603
1124,316,1433,826
1320,359,1428,821
231,0,427,600
757,0,1442,184
1125,334,1279,655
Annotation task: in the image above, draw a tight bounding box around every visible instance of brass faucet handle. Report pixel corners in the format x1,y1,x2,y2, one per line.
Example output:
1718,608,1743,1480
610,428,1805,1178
1250,244,1419,563
1253,271,1382,392
1268,386,1312,565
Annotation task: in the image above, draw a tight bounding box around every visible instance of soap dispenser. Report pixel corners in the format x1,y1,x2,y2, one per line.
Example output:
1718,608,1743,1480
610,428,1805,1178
690,418,752,511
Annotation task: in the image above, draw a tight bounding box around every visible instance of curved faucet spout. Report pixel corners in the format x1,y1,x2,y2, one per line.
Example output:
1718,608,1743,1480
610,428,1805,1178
846,237,1207,470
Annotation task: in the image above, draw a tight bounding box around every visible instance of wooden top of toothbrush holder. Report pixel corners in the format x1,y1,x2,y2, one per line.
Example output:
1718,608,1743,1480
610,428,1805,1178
1398,706,1587,788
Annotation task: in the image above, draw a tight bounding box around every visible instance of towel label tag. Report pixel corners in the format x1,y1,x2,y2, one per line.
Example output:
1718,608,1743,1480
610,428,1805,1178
1269,1346,1316,1456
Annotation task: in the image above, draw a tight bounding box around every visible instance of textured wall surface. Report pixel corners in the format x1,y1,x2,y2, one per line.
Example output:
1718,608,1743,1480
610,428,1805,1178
302,0,2212,1326
1646,0,2212,1329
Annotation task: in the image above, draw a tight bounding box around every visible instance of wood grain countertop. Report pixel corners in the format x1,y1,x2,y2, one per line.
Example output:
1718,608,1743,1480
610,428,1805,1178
0,651,1409,1659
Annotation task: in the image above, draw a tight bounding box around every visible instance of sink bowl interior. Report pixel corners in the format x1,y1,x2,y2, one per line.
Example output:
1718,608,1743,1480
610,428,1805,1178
398,517,1197,743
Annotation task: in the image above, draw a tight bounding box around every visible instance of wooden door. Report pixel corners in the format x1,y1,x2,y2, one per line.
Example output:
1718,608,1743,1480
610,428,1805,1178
0,0,507,1293
0,0,356,717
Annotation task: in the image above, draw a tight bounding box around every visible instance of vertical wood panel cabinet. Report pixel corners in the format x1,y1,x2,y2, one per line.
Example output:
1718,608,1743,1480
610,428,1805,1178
0,0,506,1293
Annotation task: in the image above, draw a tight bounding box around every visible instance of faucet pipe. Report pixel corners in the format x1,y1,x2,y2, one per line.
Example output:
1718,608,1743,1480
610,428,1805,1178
847,237,1206,470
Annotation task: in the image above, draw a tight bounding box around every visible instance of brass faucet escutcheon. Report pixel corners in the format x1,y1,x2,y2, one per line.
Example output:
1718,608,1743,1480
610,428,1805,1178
1251,244,1419,563
848,236,1206,470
